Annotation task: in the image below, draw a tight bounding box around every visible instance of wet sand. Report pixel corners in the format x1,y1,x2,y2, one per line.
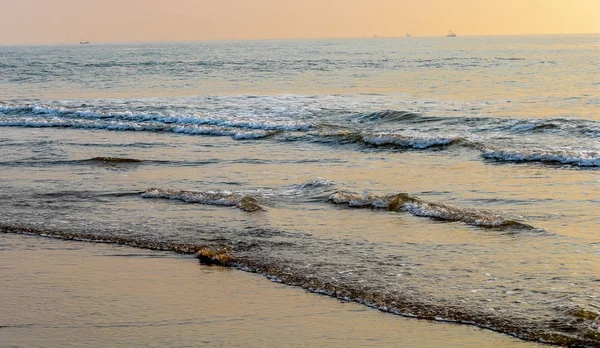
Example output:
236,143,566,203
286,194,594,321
0,233,541,347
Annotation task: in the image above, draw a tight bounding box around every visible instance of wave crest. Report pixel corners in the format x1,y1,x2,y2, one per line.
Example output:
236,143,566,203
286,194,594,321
328,191,533,229
0,104,312,132
141,188,263,212
0,117,283,141
481,148,600,167
352,110,422,123
292,179,335,190
362,134,461,149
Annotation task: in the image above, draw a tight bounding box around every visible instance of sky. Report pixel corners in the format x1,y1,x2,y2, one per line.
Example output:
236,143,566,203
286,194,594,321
1,0,599,44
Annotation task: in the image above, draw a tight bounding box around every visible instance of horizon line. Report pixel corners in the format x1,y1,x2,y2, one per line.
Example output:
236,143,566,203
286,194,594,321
4,32,599,46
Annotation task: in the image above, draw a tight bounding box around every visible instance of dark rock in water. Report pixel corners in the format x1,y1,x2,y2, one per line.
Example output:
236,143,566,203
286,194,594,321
570,307,600,321
195,246,235,266
388,193,418,211
236,196,263,212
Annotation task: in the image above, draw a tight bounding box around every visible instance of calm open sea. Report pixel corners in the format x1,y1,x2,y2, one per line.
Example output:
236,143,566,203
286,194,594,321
1,35,598,346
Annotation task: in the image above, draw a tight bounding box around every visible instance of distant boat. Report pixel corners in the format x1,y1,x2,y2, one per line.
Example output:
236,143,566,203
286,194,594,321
79,39,90,45
405,33,411,38
446,30,457,37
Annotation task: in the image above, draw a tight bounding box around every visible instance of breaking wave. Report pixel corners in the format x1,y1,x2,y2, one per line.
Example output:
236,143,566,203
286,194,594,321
328,191,534,229
481,148,600,167
361,134,462,149
0,117,283,141
0,104,312,131
312,130,466,150
140,182,539,231
2,103,599,167
350,110,600,138
316,131,599,167
141,188,263,212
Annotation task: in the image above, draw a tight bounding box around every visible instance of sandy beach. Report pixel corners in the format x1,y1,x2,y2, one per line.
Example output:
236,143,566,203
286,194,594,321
1,233,541,347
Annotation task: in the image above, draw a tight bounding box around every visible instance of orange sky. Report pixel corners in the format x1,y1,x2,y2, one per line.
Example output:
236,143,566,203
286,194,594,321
1,0,599,44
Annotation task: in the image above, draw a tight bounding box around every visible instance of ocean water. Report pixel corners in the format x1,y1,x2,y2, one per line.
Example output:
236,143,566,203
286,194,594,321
0,35,599,346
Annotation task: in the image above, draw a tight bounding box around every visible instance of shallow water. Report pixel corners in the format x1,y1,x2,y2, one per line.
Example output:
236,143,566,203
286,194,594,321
0,35,599,346
1,233,541,347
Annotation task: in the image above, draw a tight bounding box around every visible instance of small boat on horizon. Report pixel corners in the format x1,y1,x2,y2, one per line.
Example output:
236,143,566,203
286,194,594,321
79,39,90,45
405,33,411,38
446,30,457,37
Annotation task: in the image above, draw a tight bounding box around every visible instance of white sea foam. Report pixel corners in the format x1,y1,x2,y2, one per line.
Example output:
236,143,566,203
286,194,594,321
2,99,600,167
141,188,263,212
0,104,313,132
481,148,600,167
141,188,238,206
232,130,277,140
0,117,277,141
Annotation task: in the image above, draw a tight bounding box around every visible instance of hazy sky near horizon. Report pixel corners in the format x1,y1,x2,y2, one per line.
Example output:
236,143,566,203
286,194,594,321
1,0,599,44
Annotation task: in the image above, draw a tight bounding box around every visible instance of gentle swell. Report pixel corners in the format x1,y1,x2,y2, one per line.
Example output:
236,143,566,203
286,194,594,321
352,110,423,123
321,131,599,167
86,157,142,164
141,188,263,212
361,134,461,149
291,179,335,190
350,110,600,138
328,191,534,229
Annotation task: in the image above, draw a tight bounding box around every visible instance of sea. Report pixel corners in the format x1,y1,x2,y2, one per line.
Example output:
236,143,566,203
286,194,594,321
0,35,598,346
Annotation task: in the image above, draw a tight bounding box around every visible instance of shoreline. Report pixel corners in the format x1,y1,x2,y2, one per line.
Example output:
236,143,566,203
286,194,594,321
2,224,591,347
1,232,540,347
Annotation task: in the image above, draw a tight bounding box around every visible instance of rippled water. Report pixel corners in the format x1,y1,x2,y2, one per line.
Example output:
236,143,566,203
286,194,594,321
1,234,539,348
1,35,599,346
